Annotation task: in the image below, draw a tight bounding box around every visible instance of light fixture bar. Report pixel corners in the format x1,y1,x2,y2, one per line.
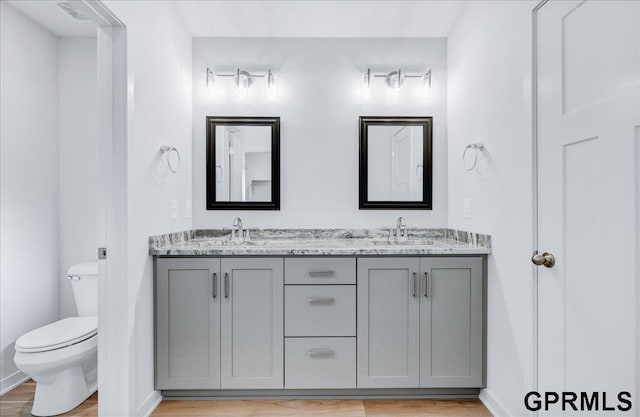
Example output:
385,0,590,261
367,69,431,82
364,67,432,98
210,68,270,79
205,67,276,99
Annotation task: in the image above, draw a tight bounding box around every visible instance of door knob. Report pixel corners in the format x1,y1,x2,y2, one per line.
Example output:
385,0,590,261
532,252,555,268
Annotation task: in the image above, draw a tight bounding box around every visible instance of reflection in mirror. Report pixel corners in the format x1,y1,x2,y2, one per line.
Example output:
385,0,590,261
367,125,424,201
206,117,280,210
215,125,272,202
359,116,432,210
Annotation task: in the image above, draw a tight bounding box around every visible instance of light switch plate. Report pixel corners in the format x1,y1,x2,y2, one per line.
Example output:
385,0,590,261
171,200,178,219
464,198,471,219
185,200,192,218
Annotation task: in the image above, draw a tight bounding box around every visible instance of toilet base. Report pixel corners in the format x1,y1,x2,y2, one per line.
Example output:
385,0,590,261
31,366,96,417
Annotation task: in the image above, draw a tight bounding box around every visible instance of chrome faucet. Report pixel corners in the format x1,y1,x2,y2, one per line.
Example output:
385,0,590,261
395,217,408,240
232,217,243,241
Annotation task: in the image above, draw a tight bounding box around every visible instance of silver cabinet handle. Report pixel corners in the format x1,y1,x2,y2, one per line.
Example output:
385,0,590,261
224,272,230,299
413,272,418,298
307,296,335,305
307,348,334,357
424,272,429,297
308,270,335,276
212,273,217,299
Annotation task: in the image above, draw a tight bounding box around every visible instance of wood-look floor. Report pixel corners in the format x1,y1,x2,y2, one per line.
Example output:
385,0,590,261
0,380,97,417
1,381,492,417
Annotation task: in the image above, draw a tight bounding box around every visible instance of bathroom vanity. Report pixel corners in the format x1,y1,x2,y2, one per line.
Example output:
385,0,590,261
150,228,490,397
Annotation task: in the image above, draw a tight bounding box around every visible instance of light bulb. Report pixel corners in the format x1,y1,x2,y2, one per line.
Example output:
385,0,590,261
266,70,277,101
420,70,432,101
206,67,216,98
361,69,371,100
235,69,252,100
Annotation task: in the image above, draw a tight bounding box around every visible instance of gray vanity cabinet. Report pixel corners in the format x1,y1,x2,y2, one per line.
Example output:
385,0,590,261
156,254,483,392
155,257,283,390
357,256,484,389
419,257,483,388
156,258,221,389
357,258,421,388
220,258,284,389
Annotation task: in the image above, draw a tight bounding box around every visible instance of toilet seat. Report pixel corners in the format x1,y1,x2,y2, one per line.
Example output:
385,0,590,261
16,317,97,353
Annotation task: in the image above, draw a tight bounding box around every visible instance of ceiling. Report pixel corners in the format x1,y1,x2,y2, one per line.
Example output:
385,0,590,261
8,0,466,38
174,1,466,38
7,1,97,37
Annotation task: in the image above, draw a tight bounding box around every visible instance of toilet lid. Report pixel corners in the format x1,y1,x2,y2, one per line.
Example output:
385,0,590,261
15,317,97,353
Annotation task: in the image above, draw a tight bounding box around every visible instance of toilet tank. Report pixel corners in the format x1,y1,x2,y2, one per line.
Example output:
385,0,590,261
67,262,98,317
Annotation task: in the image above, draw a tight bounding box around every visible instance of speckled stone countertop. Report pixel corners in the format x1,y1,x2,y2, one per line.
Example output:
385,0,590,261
149,228,491,256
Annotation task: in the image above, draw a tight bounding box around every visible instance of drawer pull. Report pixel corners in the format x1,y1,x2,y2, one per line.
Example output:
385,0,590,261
308,270,335,277
224,272,230,299
307,348,335,357
307,296,335,305
212,273,217,299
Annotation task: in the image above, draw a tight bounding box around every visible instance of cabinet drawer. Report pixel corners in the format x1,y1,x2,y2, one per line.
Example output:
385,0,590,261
285,258,355,284
285,337,356,389
285,285,355,337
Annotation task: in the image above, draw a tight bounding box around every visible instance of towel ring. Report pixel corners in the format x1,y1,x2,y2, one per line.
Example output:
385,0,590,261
463,143,484,171
160,146,181,173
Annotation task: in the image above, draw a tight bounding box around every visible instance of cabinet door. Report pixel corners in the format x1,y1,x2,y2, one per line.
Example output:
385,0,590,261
156,258,221,389
419,257,483,387
357,257,420,388
220,258,284,389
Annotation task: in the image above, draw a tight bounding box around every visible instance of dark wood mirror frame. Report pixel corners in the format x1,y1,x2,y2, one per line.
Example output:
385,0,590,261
359,116,433,210
206,116,280,210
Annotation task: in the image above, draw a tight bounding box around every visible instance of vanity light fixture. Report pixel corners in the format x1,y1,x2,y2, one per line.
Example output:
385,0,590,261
362,68,432,100
206,67,276,99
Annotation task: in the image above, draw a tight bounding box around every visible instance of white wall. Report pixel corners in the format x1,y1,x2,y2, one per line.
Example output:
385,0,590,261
58,37,97,319
193,38,447,229
101,2,192,415
447,2,536,416
0,1,60,393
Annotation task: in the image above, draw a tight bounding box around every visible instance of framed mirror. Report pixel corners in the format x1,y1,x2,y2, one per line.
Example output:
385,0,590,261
359,116,432,209
206,116,280,210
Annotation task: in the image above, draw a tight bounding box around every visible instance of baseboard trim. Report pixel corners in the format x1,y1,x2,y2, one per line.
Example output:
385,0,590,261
162,388,481,400
0,371,29,396
138,390,162,417
479,388,509,417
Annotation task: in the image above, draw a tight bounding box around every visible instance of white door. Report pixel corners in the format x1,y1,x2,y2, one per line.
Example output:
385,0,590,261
391,126,422,201
536,1,639,415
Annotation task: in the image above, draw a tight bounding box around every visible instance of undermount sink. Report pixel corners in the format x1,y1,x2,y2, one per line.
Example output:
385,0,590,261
372,239,438,246
202,239,268,247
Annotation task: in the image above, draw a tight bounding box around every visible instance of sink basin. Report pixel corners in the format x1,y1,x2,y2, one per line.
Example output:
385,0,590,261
201,239,268,247
372,239,438,246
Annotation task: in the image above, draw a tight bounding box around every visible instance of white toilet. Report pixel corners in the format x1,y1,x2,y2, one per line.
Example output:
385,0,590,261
14,262,98,417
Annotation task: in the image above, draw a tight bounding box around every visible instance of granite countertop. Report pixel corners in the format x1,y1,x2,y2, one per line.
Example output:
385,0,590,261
149,228,491,256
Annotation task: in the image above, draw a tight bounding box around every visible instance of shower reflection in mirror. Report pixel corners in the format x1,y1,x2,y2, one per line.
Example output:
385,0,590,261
206,117,280,210
359,117,432,209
